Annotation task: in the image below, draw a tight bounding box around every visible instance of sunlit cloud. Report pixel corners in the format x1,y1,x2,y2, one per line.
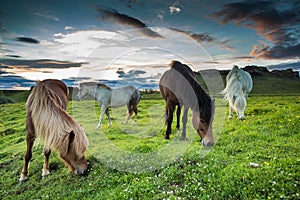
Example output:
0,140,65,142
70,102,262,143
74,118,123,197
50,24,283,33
210,0,300,59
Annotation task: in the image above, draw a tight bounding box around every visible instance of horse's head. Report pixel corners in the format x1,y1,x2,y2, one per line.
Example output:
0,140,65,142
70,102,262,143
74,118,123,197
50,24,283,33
61,130,88,175
76,84,88,100
192,99,215,147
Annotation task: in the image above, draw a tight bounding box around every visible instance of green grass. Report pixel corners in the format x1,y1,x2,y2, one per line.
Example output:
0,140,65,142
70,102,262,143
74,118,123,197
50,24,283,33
0,94,299,199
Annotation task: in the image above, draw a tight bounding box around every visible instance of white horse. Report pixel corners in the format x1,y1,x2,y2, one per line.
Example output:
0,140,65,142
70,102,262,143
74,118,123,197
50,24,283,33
222,66,253,120
77,82,141,129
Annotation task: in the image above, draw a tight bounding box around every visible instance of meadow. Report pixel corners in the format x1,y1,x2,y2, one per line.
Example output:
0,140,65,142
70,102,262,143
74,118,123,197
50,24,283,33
0,75,299,199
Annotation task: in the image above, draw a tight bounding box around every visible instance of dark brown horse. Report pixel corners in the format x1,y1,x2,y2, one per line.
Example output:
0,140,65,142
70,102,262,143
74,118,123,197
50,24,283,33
159,61,215,146
19,79,89,184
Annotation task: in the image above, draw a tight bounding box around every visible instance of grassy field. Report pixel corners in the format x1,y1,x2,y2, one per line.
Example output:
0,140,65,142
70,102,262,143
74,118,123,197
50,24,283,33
0,86,299,199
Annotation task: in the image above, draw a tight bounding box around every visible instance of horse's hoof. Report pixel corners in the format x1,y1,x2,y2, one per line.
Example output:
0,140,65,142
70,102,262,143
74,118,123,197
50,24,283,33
180,137,187,141
228,115,233,119
239,117,245,121
164,135,170,140
19,177,28,186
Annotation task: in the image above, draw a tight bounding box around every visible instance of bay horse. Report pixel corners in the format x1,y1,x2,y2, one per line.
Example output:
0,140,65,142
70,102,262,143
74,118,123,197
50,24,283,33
159,61,215,146
222,65,253,120
19,79,89,184
76,82,141,129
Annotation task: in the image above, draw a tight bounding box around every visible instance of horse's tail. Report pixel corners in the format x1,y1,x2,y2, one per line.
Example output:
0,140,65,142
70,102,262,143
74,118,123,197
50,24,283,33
221,66,243,103
129,89,141,106
28,81,88,157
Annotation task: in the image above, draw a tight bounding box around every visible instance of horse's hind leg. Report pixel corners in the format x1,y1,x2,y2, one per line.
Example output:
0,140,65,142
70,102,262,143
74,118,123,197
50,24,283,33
181,106,189,141
42,149,51,178
19,112,35,184
97,104,106,129
165,101,175,139
125,104,134,124
133,104,138,124
105,108,112,126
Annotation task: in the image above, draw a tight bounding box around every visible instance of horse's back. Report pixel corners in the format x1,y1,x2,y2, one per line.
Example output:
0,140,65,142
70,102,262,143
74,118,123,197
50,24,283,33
110,85,138,107
159,69,178,102
32,79,69,110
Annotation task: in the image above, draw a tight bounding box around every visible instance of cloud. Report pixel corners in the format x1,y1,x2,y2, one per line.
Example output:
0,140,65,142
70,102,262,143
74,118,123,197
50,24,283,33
116,68,146,78
33,11,60,21
96,6,164,38
0,58,86,69
0,75,36,89
209,0,300,59
64,26,74,30
169,6,181,15
5,55,21,58
15,37,40,44
120,0,144,9
268,61,300,71
170,28,234,51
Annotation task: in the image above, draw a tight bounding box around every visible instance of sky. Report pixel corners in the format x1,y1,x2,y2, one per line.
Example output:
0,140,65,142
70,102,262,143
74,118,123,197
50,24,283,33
0,0,299,89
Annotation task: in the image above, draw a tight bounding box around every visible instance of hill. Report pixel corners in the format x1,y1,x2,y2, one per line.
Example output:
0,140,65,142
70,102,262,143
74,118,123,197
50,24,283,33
0,66,299,103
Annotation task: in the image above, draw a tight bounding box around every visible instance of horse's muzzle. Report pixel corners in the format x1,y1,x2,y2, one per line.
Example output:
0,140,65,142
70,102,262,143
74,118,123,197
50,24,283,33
202,140,214,147
75,167,87,175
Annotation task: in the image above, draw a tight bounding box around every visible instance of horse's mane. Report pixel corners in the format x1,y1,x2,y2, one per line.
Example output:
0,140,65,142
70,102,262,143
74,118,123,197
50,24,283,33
80,81,111,90
170,61,212,123
28,81,88,157
97,83,111,90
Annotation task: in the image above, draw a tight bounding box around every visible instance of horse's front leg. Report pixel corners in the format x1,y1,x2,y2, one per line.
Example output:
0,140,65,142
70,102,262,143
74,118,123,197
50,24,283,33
42,149,51,179
181,106,189,141
176,104,181,130
97,104,106,129
105,108,112,126
229,106,233,119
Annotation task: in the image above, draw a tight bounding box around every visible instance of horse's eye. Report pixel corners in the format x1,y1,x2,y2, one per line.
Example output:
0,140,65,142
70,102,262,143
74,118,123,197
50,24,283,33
199,128,204,131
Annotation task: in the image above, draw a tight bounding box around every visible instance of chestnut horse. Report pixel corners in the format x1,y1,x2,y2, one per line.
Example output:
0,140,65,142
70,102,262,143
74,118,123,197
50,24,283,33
19,79,89,184
159,61,215,146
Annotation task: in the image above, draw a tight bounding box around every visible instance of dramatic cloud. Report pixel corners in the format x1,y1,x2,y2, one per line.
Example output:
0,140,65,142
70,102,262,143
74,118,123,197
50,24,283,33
210,0,300,59
170,28,234,51
268,61,300,71
0,58,86,69
96,6,164,38
0,75,36,89
15,37,40,44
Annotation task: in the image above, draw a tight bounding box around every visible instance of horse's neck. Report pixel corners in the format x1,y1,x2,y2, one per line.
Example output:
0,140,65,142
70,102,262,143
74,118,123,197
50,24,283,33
95,87,111,101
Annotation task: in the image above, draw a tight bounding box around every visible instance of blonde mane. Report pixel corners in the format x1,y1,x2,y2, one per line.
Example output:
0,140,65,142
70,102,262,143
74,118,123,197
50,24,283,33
27,82,88,157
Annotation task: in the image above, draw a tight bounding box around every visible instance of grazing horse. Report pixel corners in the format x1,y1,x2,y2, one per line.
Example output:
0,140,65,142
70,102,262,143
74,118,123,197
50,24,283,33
76,82,141,129
222,65,253,120
159,61,215,146
19,79,89,184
